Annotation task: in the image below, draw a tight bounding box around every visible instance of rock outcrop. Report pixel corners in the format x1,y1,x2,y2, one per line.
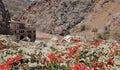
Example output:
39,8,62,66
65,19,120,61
3,0,31,19
0,0,10,34
17,0,94,35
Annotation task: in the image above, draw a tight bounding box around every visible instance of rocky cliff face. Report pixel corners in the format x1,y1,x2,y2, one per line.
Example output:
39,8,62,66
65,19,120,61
0,0,10,34
17,0,94,35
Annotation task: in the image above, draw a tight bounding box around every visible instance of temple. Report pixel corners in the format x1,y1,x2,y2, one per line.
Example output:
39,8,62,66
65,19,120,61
9,21,36,42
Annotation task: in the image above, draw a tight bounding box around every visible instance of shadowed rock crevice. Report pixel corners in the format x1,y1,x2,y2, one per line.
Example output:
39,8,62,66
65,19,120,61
0,0,10,34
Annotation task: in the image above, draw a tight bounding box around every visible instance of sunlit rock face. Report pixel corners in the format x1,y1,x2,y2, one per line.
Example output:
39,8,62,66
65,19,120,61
0,0,10,34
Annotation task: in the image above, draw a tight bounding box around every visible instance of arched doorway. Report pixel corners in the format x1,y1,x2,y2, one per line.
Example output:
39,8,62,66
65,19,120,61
20,35,24,40
28,34,31,39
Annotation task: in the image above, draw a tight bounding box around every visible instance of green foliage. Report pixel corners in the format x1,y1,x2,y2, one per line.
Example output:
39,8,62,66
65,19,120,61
97,32,110,40
80,24,88,32
46,63,68,70
65,30,70,35
9,12,14,17
98,25,111,40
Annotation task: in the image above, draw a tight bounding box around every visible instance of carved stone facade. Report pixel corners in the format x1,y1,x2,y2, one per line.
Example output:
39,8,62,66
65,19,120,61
10,21,36,42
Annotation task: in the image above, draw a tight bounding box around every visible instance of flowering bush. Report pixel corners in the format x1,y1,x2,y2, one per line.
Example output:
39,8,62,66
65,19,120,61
0,35,120,70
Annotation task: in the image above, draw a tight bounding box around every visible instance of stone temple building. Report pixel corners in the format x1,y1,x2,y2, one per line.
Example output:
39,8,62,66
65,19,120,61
9,21,36,42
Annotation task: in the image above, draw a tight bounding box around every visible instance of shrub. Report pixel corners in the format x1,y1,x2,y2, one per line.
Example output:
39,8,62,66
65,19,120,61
9,12,14,17
97,32,110,40
103,25,110,34
98,25,111,40
80,24,89,32
65,30,70,35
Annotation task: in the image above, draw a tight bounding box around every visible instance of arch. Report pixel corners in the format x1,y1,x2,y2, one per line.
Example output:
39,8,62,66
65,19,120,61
20,35,24,40
28,34,31,39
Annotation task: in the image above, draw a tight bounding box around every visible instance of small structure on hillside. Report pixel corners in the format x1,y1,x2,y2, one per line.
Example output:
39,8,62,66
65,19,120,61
9,21,36,42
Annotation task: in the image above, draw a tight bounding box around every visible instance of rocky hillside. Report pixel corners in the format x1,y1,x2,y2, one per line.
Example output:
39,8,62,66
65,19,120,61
17,0,94,35
2,0,119,41
0,0,10,34
3,0,31,18
71,0,120,42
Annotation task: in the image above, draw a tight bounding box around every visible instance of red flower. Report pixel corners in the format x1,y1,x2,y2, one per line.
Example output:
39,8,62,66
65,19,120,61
112,45,119,52
73,45,80,53
106,58,114,66
97,53,104,57
0,54,23,70
72,63,88,70
98,62,105,70
0,47,4,50
67,48,73,58
15,53,23,62
48,53,63,65
67,45,80,58
92,42,100,47
48,53,55,64
0,64,5,70
0,63,12,70
92,39,103,47
6,57,15,65
91,61,105,70
109,52,116,56
0,42,4,50
92,61,98,67
56,43,61,46
57,52,67,57
72,39,81,43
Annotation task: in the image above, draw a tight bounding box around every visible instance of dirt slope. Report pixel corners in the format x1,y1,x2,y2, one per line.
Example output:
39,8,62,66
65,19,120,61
71,0,120,42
